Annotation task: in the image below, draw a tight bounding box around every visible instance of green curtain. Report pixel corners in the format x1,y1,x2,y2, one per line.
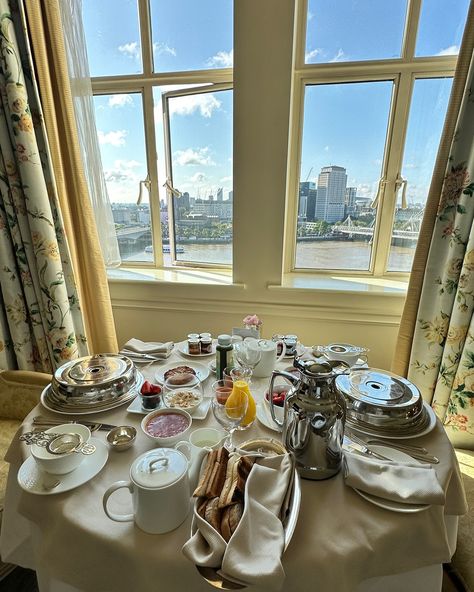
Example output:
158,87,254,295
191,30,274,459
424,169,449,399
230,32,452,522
408,54,474,449
0,0,88,371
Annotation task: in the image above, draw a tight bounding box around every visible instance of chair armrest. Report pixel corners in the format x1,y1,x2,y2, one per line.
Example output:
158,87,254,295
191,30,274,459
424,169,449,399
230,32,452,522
0,370,52,420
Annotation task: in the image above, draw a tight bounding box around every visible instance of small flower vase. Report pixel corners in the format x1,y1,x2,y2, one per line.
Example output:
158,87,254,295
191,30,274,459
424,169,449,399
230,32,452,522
244,324,261,339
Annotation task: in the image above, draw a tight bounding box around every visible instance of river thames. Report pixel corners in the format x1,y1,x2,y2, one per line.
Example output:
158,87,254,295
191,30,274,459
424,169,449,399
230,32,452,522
124,240,415,272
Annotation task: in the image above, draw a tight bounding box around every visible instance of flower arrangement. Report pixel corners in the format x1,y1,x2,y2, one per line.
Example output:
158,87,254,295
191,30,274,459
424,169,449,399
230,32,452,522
243,314,263,333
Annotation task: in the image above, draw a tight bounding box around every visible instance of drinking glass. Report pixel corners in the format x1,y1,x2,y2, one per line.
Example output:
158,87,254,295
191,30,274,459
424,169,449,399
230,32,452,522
210,380,248,450
233,339,262,372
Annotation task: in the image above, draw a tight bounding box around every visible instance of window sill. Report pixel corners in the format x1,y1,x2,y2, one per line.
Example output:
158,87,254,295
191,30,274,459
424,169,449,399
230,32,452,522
270,273,409,295
107,266,239,287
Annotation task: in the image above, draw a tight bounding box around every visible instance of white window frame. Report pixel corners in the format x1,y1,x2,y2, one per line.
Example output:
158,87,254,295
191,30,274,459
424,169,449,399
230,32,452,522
284,0,458,278
90,0,232,270
162,83,233,267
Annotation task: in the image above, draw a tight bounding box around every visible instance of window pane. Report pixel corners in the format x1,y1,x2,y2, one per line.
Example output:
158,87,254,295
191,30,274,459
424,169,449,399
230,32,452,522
305,0,407,64
296,81,392,271
387,77,452,272
82,0,142,76
416,0,470,57
93,94,151,263
150,0,233,73
160,88,233,266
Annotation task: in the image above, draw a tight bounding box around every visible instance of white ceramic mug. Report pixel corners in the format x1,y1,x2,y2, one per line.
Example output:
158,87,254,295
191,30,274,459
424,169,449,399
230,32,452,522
103,448,191,534
251,339,285,378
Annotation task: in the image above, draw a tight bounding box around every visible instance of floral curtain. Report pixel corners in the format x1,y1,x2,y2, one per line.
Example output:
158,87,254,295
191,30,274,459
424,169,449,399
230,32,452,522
0,0,88,372
408,55,474,449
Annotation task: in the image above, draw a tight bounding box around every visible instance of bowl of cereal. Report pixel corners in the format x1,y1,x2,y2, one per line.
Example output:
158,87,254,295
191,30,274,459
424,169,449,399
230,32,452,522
163,387,203,415
141,408,192,446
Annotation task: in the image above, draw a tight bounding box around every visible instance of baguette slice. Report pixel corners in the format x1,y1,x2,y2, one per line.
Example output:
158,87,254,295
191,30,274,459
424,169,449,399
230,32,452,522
193,450,218,497
218,454,241,508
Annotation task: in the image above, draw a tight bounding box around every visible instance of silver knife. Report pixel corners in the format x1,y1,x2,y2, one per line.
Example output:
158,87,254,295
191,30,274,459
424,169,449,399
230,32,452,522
32,417,118,431
343,436,392,461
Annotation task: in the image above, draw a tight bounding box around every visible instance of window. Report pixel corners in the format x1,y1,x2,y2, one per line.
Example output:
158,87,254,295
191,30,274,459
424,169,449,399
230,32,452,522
82,0,233,267
290,0,470,276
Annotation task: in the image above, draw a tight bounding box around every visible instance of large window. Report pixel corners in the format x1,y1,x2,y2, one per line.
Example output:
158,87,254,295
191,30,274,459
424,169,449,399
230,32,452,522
291,0,470,276
82,0,233,267
82,0,470,279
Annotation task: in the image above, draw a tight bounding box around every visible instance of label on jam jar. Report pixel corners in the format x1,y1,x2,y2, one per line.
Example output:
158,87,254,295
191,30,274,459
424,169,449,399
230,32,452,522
200,338,213,354
188,338,201,355
284,335,298,356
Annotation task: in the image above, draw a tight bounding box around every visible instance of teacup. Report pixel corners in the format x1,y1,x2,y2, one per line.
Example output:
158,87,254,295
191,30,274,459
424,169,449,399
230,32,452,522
31,424,91,475
319,343,369,367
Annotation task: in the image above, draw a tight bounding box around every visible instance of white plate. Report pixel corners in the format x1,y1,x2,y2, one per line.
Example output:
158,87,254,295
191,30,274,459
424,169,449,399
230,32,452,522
176,340,216,358
40,384,140,416
348,402,436,440
17,438,108,495
282,343,307,359
155,362,210,386
127,395,211,420
351,445,430,513
256,402,282,433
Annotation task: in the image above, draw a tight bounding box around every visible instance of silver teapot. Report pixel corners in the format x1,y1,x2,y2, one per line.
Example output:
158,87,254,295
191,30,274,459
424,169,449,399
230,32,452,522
268,357,348,480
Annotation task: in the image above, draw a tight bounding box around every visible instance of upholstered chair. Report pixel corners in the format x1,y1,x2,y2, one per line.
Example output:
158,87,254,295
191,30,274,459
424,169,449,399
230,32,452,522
0,370,51,580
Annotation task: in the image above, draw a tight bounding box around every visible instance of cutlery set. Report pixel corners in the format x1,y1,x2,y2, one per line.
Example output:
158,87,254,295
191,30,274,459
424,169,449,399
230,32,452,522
346,431,439,464
32,416,118,432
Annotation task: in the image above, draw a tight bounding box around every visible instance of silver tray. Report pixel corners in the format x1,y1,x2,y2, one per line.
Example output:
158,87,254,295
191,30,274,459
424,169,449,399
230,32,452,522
193,459,300,590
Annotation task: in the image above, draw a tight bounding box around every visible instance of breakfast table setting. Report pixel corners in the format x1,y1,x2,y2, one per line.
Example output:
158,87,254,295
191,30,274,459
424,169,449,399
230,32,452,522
0,331,468,592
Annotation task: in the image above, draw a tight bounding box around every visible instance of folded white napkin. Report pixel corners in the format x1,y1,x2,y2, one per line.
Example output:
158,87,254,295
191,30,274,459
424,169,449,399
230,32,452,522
122,338,174,358
182,453,294,591
343,452,445,506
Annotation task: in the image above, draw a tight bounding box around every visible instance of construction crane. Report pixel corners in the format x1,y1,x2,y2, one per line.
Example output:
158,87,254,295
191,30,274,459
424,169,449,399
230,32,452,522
305,167,313,181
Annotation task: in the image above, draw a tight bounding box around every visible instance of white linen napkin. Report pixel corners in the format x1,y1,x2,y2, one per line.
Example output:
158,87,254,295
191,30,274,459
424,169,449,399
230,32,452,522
343,452,445,506
122,338,174,358
182,453,294,591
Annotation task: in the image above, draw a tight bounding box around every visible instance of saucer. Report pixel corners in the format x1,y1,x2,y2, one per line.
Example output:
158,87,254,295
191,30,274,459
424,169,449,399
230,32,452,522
18,437,108,495
256,403,282,433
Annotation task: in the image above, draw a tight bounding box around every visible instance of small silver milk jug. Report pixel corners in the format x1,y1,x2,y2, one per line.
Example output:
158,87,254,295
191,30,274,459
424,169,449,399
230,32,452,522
269,358,348,480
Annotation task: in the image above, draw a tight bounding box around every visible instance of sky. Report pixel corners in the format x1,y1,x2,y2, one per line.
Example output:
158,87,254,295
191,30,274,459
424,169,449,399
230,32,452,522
82,0,469,208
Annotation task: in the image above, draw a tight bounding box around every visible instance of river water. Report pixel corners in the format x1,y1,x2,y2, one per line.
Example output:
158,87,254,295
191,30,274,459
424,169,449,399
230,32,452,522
124,241,414,272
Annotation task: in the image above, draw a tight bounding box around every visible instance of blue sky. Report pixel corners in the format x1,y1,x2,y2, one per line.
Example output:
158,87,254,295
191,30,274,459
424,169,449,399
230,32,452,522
82,0,469,207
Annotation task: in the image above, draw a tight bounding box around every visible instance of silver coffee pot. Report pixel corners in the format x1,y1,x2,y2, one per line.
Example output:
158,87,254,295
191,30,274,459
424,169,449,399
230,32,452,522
268,357,348,480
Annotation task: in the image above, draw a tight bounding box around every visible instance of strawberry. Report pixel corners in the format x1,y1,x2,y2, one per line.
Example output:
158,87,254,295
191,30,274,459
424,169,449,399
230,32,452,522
149,383,162,394
141,380,151,395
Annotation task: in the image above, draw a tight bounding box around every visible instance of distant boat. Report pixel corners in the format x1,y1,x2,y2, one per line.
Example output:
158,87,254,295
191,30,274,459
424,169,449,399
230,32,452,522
145,245,184,254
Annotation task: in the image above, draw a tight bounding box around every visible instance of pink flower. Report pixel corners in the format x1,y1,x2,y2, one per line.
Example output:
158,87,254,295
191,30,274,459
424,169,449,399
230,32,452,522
243,314,262,327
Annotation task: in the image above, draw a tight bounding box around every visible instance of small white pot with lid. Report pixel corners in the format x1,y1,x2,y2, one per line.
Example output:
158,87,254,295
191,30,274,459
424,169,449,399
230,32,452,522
103,448,190,534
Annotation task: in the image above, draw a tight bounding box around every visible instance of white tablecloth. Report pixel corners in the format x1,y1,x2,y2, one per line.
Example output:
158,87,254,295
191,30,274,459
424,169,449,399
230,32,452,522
0,351,467,592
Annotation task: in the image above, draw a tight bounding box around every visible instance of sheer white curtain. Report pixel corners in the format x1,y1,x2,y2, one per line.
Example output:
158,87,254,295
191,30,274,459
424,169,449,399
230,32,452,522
58,0,121,267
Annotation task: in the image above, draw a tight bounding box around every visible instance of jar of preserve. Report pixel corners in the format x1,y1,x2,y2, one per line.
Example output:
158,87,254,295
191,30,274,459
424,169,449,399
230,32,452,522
200,334,213,354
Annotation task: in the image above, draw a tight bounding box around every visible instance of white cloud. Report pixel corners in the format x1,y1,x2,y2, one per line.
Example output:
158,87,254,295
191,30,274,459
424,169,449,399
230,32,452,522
169,93,221,118
98,130,127,147
118,41,140,60
207,49,233,68
190,172,206,183
153,42,177,57
356,183,375,198
404,163,418,169
104,159,142,183
307,10,315,21
330,48,345,62
324,145,329,152
305,48,323,61
108,94,133,108
220,176,232,183
175,147,215,166
436,45,459,56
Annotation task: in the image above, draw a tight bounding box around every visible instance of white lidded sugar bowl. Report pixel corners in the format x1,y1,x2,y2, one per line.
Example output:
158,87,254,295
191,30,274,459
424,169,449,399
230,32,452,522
103,448,191,534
